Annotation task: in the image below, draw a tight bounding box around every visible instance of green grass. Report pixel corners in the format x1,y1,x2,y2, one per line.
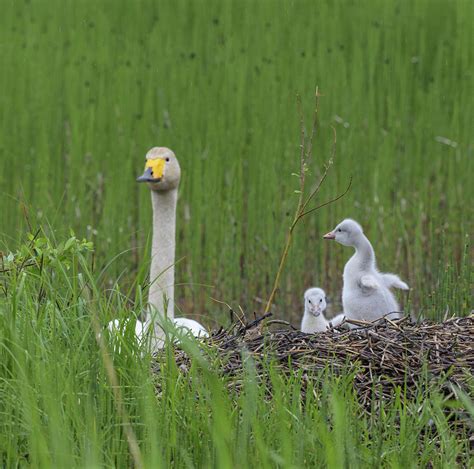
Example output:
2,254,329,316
0,0,472,466
0,0,471,324
0,243,472,467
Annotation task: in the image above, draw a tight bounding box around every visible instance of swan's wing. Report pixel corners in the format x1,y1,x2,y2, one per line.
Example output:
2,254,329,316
381,273,409,290
174,317,209,337
329,313,346,328
359,274,379,290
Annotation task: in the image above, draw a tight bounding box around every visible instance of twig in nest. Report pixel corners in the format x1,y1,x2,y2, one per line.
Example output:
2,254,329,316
167,313,474,424
242,312,272,332
266,319,299,331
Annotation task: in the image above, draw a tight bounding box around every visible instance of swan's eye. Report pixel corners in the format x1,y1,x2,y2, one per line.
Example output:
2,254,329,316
337,229,342,232
308,300,312,304
319,298,322,302
166,157,170,162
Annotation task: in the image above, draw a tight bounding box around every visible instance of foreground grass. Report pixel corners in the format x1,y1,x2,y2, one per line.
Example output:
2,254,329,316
0,239,472,467
0,0,472,323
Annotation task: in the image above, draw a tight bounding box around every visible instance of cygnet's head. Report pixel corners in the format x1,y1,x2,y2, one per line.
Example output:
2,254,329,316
323,219,363,246
136,147,181,191
304,287,327,317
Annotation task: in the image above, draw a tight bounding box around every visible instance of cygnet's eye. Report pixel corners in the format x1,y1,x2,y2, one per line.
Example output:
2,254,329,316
337,228,342,232
308,299,312,304
319,298,322,303
166,157,170,162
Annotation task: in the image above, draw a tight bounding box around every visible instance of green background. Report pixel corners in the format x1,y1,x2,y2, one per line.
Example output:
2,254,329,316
1,0,471,324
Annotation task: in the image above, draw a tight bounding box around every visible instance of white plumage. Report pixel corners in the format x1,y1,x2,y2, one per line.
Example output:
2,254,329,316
301,287,329,333
323,219,409,323
107,147,208,350
173,317,209,337
107,315,208,350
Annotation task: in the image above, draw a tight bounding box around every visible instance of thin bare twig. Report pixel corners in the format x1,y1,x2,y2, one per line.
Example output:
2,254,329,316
264,91,351,314
297,176,352,221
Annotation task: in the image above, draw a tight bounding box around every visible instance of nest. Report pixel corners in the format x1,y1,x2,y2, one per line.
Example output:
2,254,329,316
168,314,474,409
154,314,474,450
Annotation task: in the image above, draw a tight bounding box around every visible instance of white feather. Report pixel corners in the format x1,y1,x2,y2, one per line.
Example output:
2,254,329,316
107,148,208,350
301,288,329,333
381,273,409,290
325,219,409,323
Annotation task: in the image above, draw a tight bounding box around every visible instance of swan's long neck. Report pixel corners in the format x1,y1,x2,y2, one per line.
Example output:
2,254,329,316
148,189,177,322
351,233,376,271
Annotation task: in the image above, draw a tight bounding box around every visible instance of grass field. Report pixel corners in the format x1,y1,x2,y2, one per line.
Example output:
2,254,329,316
0,0,472,466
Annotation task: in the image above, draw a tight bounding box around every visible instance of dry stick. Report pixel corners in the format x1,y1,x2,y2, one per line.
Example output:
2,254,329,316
263,92,317,315
264,93,351,315
297,176,352,221
296,94,307,208
210,296,246,327
300,125,337,214
266,319,299,330
89,308,144,469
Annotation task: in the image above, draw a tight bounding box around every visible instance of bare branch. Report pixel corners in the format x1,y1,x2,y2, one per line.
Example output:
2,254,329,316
297,176,352,221
301,125,337,213
304,87,320,163
264,91,351,315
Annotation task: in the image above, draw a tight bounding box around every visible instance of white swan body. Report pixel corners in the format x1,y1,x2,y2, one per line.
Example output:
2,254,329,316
328,313,347,328
323,219,409,323
108,147,208,350
108,316,207,349
108,318,147,343
301,288,329,333
173,317,209,337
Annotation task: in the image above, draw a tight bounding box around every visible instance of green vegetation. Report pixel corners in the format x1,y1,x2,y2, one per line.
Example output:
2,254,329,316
0,0,471,322
0,0,472,466
0,240,472,466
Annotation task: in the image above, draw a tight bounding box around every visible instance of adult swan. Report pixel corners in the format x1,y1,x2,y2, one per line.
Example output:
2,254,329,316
109,147,208,349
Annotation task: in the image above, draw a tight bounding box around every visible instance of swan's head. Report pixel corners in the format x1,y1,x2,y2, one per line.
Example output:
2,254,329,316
323,218,363,246
304,287,327,317
137,147,181,191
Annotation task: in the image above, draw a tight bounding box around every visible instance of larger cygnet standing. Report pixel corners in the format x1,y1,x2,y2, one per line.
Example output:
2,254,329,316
323,219,409,322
